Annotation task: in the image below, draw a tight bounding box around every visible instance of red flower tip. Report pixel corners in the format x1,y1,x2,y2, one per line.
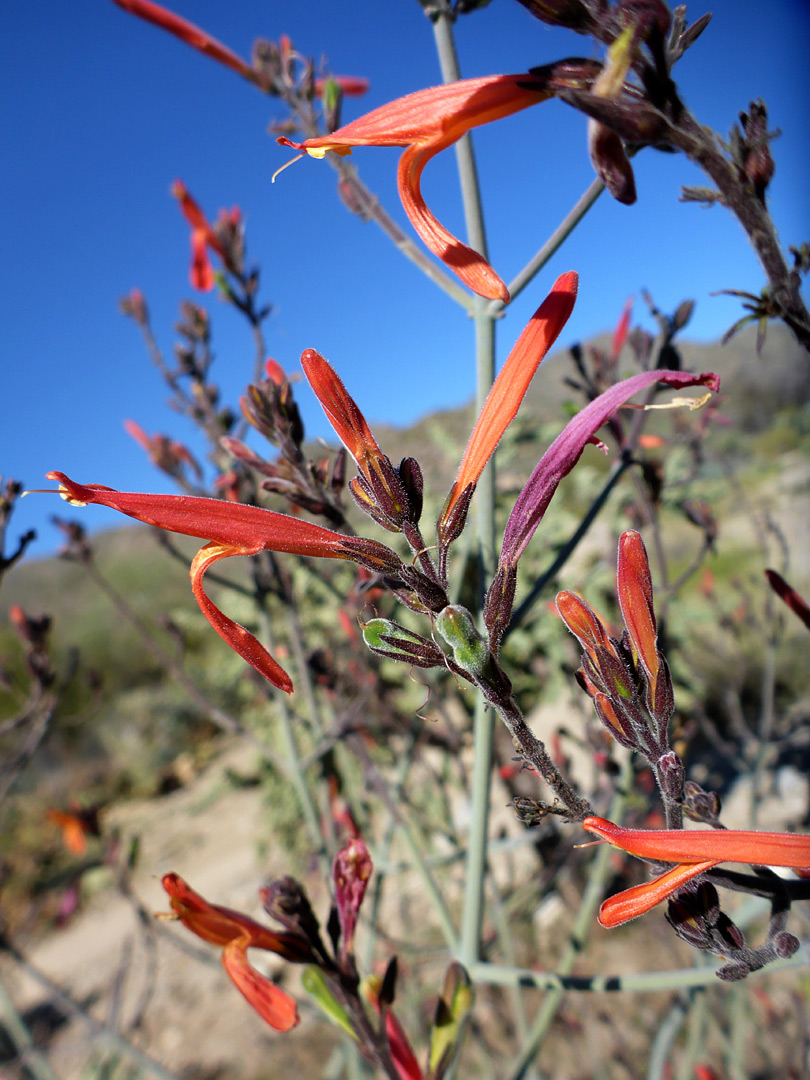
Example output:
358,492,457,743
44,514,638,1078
555,590,612,662
264,357,287,385
111,0,256,83
300,349,384,477
616,530,659,687
440,271,578,533
171,180,224,290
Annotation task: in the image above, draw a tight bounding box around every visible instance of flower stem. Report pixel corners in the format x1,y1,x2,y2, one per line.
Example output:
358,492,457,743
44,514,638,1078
430,2,499,970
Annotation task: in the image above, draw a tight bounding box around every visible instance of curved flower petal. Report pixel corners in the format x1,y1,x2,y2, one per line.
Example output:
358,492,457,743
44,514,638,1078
222,936,300,1032
596,860,719,928
277,73,550,300
398,139,509,301
190,540,293,693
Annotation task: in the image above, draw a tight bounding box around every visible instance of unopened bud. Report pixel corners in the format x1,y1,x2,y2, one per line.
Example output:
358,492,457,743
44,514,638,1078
655,750,684,801
739,100,774,202
361,618,446,669
588,119,637,204
773,931,800,959
436,605,489,676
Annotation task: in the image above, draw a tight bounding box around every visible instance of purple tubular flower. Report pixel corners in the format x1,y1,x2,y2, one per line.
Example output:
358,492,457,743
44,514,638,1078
499,369,720,568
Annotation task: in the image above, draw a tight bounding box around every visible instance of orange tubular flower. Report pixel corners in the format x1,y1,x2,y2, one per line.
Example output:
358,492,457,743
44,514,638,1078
583,816,810,928
45,472,397,694
277,73,551,301
111,0,257,84
439,270,578,532
300,349,385,481
162,873,312,1032
616,530,659,694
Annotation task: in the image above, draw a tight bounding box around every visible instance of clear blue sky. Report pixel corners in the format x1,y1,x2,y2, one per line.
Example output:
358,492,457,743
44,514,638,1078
2,1,808,556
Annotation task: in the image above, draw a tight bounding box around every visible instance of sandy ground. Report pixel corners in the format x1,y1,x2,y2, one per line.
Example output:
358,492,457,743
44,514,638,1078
5,740,341,1079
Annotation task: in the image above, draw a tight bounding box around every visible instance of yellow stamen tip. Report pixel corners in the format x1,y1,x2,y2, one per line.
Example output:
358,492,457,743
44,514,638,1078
271,152,306,184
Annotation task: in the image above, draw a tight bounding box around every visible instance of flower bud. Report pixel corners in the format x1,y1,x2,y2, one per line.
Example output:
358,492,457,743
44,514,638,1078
361,618,446,669
436,605,489,677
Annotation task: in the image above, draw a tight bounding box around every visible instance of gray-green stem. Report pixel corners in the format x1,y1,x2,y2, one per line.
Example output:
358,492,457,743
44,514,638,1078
430,2,498,973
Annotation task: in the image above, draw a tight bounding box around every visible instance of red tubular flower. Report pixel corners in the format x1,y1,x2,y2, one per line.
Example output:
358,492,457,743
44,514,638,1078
124,419,203,479
582,816,810,927
171,180,225,292
46,806,101,857
111,0,257,83
44,472,397,693
162,873,311,1031
555,590,617,667
277,73,551,301
440,271,578,532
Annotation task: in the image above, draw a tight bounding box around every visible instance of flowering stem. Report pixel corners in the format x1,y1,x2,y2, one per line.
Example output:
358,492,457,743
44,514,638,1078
430,3,499,971
504,765,631,1080
250,563,329,858
670,112,810,352
487,176,606,316
468,954,807,994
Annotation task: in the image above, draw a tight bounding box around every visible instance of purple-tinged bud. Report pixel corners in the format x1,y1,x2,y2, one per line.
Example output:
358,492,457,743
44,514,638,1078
773,931,800,959
739,100,775,202
337,536,404,576
655,750,684,802
483,564,517,650
587,119,637,204
437,482,475,552
648,652,674,730
593,693,639,751
514,0,596,31
666,898,711,950
261,875,324,956
682,780,721,825
330,446,347,496
717,915,745,952
398,457,424,525
333,838,372,963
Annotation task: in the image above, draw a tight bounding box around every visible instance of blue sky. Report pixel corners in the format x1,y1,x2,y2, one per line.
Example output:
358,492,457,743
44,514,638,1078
2,1,808,556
